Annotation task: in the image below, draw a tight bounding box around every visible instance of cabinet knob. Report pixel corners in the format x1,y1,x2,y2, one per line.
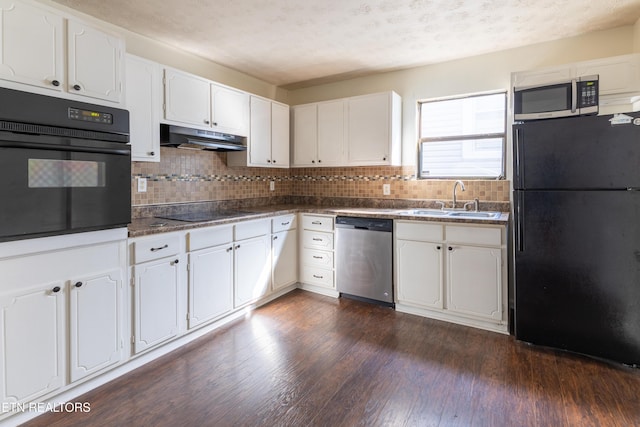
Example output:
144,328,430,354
448,246,453,251
52,286,61,293
173,259,180,264
204,120,210,125
311,160,315,164
75,281,83,288
272,159,277,164
51,80,60,87
148,151,155,156
212,122,218,126
235,244,241,249
227,247,233,252
383,156,387,161
318,159,322,163
72,84,81,91
436,246,441,250
267,159,271,163
273,235,278,240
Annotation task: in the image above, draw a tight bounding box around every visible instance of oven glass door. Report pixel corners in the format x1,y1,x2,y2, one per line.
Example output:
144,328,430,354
0,133,131,241
514,82,574,120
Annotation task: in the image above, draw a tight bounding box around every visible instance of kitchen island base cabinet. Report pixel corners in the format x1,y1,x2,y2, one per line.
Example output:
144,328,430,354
395,221,507,334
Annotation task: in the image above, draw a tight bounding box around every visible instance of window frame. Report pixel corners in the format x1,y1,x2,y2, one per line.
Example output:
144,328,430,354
417,91,507,180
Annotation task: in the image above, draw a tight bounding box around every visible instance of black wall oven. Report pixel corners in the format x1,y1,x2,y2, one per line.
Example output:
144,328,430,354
0,88,131,242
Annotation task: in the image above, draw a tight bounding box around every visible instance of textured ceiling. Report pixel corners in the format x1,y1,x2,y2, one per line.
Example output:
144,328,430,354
51,0,640,88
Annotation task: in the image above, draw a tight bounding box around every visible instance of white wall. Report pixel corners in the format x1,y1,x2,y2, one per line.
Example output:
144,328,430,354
288,26,636,166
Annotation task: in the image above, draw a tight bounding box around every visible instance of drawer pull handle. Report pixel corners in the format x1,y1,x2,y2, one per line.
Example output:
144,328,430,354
311,221,322,225
281,222,290,226
313,274,323,279
312,238,323,242
312,255,323,259
150,244,169,252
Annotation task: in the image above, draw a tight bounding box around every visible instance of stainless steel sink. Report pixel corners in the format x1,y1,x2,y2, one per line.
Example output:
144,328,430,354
406,209,450,216
447,211,501,219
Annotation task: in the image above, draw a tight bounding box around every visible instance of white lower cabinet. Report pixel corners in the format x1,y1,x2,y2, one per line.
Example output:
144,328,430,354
0,283,64,405
234,234,271,308
0,230,127,409
272,215,298,292
299,214,336,295
395,220,507,333
188,244,234,328
132,256,181,353
69,270,123,382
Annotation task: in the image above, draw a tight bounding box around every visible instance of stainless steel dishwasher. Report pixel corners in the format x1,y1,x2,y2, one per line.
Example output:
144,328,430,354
335,216,393,306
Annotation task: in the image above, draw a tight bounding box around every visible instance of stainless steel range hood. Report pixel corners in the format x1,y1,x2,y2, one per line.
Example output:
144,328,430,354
160,124,247,151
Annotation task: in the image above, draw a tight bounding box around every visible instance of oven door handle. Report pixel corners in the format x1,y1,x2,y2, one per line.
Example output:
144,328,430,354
0,141,131,156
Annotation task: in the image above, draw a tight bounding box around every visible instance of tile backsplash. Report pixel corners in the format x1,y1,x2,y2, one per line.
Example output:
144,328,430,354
132,149,510,207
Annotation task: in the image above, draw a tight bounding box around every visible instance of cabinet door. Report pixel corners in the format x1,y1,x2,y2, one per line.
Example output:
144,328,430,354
133,257,181,353
270,102,290,167
291,104,318,166
512,67,573,88
347,92,390,165
67,19,123,103
248,96,272,167
210,83,249,137
164,68,211,127
317,100,345,166
188,244,233,329
126,54,161,162
395,240,443,309
69,270,122,382
234,235,271,307
272,229,297,291
576,55,640,96
0,1,64,91
447,245,502,321
0,283,64,404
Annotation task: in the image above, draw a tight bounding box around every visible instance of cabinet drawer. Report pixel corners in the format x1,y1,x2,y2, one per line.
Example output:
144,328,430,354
302,215,334,232
234,219,270,241
446,225,502,247
302,266,334,287
272,214,297,233
395,221,443,242
303,230,334,250
133,234,181,264
302,249,334,268
187,225,233,252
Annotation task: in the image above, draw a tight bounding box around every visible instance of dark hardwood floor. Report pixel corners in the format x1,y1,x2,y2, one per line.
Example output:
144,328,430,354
23,289,640,427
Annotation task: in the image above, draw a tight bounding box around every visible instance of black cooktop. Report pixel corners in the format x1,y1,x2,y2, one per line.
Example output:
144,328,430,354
157,210,251,222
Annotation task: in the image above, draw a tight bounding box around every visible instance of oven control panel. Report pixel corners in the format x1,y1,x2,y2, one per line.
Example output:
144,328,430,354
68,107,113,124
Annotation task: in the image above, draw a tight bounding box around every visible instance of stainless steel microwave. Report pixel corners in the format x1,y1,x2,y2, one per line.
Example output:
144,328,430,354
513,75,598,121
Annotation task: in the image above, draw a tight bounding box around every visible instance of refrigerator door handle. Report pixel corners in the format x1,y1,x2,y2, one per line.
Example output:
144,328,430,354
514,128,523,188
516,192,524,252
571,79,578,113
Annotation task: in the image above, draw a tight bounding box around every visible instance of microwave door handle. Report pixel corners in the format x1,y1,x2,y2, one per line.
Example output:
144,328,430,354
571,79,578,113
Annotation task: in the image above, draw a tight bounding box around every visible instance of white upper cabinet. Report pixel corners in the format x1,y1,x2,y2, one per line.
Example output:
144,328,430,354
0,1,123,103
67,19,123,103
0,0,64,91
163,68,211,127
163,68,250,136
291,91,401,167
211,83,249,136
347,91,401,166
126,54,161,162
230,95,289,168
292,99,345,167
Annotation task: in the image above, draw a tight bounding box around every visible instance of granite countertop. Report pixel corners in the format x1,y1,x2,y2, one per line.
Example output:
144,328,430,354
128,204,510,238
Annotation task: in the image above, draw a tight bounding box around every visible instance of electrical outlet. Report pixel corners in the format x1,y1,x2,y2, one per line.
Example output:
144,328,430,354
137,177,147,193
383,183,390,195
270,181,275,191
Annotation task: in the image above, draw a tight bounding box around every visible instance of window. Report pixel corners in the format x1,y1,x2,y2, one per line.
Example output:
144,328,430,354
418,92,506,179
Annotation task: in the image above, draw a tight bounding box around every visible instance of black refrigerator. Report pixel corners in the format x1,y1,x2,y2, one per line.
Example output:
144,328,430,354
513,113,640,366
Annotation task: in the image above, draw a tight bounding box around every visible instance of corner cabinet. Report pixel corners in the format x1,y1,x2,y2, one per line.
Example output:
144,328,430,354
125,54,161,162
291,91,401,167
0,1,124,103
395,221,507,334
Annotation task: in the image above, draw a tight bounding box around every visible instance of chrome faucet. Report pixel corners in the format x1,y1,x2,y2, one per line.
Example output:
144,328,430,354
452,180,466,209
